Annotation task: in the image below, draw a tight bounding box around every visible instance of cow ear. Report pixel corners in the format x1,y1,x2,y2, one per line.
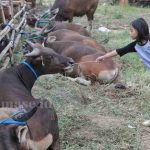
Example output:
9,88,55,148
16,126,28,143
47,36,56,43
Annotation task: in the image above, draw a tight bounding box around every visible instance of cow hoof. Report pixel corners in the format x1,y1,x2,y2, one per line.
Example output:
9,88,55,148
114,83,126,89
75,77,91,86
142,120,150,127
66,77,91,86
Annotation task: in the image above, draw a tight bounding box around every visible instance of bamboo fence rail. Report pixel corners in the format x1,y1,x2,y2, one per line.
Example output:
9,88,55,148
0,2,27,70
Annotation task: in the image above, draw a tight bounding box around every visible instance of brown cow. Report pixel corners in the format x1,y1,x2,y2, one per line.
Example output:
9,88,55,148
47,29,106,52
41,21,91,37
0,41,74,149
44,40,118,85
50,0,99,30
27,16,91,37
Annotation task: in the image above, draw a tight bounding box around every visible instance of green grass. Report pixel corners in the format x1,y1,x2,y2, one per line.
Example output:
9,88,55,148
14,2,150,150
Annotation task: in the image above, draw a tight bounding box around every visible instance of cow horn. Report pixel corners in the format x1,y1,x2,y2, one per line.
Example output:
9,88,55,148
25,41,58,57
12,103,40,122
51,8,59,15
24,48,40,57
38,24,49,35
26,40,35,48
37,8,59,35
49,8,59,20
33,14,38,20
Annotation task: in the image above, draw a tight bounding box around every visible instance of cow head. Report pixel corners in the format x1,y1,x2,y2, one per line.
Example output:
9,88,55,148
26,13,38,27
24,41,74,74
0,105,39,150
26,7,59,28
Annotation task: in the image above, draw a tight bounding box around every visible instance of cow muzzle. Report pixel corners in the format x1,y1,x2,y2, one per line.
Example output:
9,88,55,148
64,58,74,73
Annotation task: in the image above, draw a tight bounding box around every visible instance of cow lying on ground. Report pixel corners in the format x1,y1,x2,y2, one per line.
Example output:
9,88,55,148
41,21,91,37
27,16,91,37
50,0,99,31
0,41,74,149
47,29,106,52
26,6,59,29
26,5,50,27
45,40,118,85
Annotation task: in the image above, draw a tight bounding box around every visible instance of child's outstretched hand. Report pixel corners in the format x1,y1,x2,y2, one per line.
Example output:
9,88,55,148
96,56,105,63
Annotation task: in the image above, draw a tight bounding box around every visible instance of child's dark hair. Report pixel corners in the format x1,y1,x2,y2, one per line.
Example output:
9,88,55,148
131,18,150,41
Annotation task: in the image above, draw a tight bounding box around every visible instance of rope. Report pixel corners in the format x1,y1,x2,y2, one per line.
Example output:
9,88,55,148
3,23,15,30
73,60,99,65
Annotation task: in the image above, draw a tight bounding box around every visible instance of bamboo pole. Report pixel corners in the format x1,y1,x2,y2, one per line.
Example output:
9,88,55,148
9,0,14,17
0,4,26,68
2,1,22,5
8,29,16,65
9,4,26,24
0,57,10,70
0,4,26,40
0,24,14,41
21,0,24,7
13,21,26,48
15,12,26,31
0,41,13,61
0,0,6,24
0,7,26,62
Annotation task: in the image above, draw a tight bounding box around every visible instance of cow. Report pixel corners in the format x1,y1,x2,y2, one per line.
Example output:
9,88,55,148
0,41,74,149
50,0,99,31
38,21,91,37
47,29,106,52
27,15,91,37
26,6,59,28
44,40,118,85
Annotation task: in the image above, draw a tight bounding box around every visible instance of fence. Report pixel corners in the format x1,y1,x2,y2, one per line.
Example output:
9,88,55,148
0,0,27,70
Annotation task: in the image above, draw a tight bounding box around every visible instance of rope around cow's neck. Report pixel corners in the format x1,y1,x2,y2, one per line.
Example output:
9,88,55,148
73,60,100,65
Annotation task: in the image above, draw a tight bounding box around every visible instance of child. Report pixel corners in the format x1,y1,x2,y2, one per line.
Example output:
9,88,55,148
96,17,150,126
96,18,150,70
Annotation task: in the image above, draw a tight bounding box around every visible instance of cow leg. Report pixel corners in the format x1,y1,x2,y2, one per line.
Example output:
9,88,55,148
86,12,94,31
68,16,73,23
86,3,98,31
68,17,73,23
66,77,91,86
87,20,92,31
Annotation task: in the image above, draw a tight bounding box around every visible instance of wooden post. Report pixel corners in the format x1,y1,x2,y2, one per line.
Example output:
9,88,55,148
21,0,25,7
9,0,14,17
0,0,6,24
119,0,129,6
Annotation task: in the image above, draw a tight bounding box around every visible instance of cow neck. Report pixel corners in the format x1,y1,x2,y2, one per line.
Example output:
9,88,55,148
16,60,46,92
48,20,55,29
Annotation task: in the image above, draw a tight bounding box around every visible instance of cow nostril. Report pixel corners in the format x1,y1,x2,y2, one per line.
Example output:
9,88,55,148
69,58,75,65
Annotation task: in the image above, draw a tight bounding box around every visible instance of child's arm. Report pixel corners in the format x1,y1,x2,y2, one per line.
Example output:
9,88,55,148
96,50,118,62
96,41,137,62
